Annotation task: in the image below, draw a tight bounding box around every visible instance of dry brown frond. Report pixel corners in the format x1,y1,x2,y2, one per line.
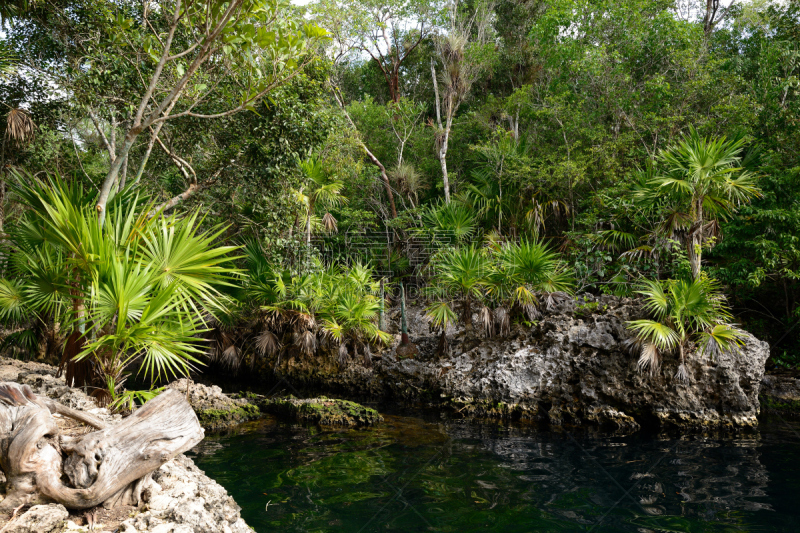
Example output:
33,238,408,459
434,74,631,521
478,305,494,338
494,306,510,337
544,291,570,311
322,212,338,233
637,343,660,376
523,304,541,321
221,344,241,371
294,329,317,358
362,343,372,369
338,342,349,367
255,330,280,357
674,363,689,383
295,313,316,331
5,108,36,147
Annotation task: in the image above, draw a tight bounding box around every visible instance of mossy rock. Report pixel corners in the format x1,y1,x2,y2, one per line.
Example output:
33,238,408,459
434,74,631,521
260,397,383,427
197,402,261,431
760,394,800,415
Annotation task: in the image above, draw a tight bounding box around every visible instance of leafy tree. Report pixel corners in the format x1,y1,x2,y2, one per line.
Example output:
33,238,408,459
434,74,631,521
313,0,440,103
4,0,328,224
431,0,495,202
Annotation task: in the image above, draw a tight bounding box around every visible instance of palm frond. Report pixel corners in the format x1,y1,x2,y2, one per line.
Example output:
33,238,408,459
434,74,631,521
637,343,661,376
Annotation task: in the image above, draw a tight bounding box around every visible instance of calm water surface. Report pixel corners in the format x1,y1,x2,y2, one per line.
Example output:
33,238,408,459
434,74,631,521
187,411,800,532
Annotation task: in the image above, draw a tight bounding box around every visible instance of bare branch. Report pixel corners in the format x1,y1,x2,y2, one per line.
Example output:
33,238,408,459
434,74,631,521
87,108,116,161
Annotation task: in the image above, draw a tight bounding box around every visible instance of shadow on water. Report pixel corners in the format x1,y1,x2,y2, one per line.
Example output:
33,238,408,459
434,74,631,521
187,410,800,533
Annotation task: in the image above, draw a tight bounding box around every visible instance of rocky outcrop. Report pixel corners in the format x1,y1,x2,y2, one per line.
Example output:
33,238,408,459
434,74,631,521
167,379,260,431
259,396,383,426
0,357,252,533
167,379,382,430
2,504,68,533
268,295,771,432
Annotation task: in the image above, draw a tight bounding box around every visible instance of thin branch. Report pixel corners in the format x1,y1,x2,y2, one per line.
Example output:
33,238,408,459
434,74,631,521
134,0,184,126
87,108,116,161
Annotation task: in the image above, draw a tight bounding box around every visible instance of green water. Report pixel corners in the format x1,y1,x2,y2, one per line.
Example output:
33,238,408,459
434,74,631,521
187,411,800,532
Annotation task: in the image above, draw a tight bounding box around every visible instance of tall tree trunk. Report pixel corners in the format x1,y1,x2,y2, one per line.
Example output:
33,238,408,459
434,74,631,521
439,142,451,204
463,294,472,332
0,178,5,236
97,133,137,227
689,232,702,280
305,197,315,245
431,59,451,204
689,197,704,280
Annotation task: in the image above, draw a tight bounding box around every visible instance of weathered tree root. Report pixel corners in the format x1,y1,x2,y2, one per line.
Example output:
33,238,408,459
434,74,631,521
0,383,204,510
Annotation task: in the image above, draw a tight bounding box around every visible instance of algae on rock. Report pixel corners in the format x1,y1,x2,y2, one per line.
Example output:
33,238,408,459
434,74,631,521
259,397,383,426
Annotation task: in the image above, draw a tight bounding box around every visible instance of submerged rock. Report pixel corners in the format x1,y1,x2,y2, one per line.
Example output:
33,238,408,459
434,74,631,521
268,296,771,431
259,397,383,426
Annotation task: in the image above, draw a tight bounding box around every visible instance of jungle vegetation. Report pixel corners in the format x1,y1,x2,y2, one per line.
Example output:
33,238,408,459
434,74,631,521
1,0,799,399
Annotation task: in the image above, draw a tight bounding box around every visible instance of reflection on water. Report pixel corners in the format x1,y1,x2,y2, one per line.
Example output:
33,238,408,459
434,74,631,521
187,412,800,533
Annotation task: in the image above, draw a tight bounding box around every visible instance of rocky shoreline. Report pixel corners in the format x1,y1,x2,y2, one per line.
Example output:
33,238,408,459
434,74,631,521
0,357,252,533
166,379,383,431
251,296,774,432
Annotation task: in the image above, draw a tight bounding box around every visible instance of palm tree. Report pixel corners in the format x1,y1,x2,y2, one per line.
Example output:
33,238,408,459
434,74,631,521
626,276,746,382
0,171,237,399
634,127,761,279
491,240,575,320
297,156,347,245
425,245,490,331
216,254,390,372
421,200,478,244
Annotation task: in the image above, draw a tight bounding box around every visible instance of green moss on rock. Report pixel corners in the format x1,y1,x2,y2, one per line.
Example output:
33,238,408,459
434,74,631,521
760,395,800,414
198,403,261,431
260,397,383,426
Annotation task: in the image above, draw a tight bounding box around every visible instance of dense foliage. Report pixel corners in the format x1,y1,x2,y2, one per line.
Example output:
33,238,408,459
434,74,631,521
1,0,799,387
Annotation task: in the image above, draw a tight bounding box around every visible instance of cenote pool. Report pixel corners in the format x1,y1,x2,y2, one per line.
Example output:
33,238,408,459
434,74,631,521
187,411,800,532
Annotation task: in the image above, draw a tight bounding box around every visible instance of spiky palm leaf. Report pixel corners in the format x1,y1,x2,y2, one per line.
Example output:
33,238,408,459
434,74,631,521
4,169,236,388
493,240,575,313
421,200,477,243
626,276,745,381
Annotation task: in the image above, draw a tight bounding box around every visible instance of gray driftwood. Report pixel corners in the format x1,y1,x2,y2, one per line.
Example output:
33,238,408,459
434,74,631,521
0,383,204,510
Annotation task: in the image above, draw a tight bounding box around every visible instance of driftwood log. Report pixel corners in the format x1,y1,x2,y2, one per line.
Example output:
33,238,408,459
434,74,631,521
0,383,204,510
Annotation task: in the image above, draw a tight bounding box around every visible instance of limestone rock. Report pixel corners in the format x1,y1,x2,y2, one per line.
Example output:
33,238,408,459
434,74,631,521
4,504,68,533
760,371,800,414
270,295,771,431
167,379,260,431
